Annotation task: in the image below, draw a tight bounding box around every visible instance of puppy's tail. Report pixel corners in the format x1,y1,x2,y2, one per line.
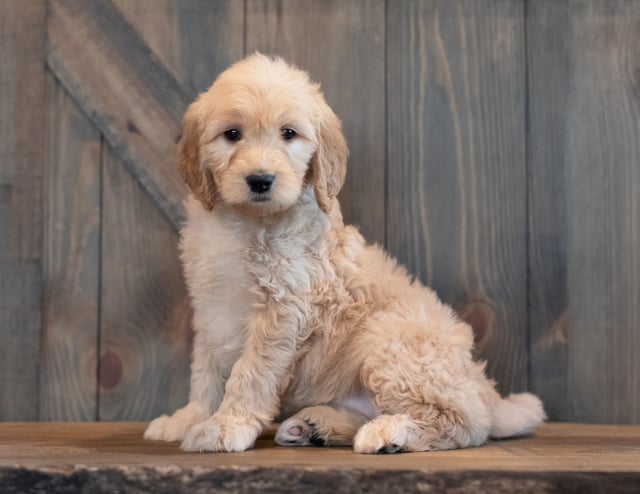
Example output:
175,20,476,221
489,392,546,439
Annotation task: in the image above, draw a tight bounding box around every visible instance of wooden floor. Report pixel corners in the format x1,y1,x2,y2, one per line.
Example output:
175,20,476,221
1,422,639,493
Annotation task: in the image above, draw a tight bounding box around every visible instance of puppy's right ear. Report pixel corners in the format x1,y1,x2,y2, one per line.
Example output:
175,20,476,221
177,105,216,210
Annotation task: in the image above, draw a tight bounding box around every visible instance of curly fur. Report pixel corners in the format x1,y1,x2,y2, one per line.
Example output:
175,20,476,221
144,53,545,453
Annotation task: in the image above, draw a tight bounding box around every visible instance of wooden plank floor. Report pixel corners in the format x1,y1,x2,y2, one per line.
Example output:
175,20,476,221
1,423,639,493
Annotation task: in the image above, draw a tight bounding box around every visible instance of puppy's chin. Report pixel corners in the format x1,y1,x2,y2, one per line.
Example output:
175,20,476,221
226,193,302,218
217,178,305,218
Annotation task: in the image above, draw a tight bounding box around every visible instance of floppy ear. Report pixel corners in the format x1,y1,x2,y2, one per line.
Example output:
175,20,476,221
177,105,216,210
309,102,349,213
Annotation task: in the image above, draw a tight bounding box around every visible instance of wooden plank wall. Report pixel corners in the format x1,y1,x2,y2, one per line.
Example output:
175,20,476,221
40,74,101,420
386,0,527,394
0,0,639,424
529,0,640,424
0,0,46,420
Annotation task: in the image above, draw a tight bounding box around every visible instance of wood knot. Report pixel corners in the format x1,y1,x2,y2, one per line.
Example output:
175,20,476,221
127,121,140,134
98,351,123,390
458,299,496,348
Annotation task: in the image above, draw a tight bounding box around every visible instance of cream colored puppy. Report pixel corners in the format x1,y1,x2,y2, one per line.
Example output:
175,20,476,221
144,54,545,453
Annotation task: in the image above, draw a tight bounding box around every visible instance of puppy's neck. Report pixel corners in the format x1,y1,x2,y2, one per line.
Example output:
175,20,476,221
254,187,334,237
214,186,344,242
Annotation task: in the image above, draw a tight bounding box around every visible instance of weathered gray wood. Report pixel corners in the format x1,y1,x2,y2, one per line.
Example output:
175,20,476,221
0,0,46,260
47,0,189,229
527,0,571,421
386,0,527,394
529,0,640,423
0,0,45,420
563,1,640,424
246,0,386,245
111,0,182,92
99,146,191,420
0,258,41,420
39,74,101,421
113,0,243,99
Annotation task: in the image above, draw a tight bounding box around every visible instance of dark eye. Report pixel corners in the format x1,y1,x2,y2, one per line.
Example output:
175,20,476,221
224,129,241,142
281,128,297,140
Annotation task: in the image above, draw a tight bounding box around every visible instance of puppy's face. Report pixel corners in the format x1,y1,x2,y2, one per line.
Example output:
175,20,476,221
178,54,348,216
199,81,316,216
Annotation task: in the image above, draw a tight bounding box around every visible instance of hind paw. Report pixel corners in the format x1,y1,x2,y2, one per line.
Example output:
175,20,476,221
276,405,368,447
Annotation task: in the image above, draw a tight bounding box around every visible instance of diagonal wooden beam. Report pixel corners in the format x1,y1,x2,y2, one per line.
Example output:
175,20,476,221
47,0,190,228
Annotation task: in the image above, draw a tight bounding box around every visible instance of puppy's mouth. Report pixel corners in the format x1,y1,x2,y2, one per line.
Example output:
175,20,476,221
249,193,272,203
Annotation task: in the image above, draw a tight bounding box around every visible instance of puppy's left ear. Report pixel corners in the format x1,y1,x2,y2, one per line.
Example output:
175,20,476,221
310,101,349,213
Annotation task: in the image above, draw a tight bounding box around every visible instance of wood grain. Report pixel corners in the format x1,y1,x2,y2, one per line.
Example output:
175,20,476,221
114,0,243,99
39,74,101,421
1,422,640,476
246,0,386,245
0,258,41,420
1,0,46,260
0,0,45,420
529,1,640,424
47,0,189,229
386,1,528,394
99,146,191,420
527,0,571,421
563,1,640,424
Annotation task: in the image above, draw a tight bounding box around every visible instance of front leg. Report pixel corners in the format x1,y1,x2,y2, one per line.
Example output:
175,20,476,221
181,307,299,452
144,331,227,442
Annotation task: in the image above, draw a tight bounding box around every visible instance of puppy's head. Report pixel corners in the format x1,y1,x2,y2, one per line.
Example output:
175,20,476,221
178,53,348,216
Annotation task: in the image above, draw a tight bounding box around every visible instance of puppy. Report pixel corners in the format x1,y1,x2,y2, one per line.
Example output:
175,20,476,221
144,54,545,453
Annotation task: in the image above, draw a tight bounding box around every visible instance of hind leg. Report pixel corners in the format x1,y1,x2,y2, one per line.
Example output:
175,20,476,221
276,405,369,447
355,318,493,453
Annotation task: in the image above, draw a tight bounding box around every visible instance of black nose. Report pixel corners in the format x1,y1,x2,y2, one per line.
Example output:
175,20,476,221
246,174,275,193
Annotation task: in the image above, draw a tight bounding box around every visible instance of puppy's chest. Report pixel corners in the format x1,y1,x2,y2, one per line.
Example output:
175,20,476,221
192,228,326,310
245,230,326,303
187,231,251,344
185,206,332,347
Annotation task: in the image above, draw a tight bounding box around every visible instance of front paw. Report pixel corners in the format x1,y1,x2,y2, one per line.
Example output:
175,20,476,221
144,403,209,442
145,415,177,441
181,414,260,452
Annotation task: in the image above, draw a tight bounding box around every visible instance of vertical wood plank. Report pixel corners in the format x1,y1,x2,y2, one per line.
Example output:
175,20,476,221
0,257,41,420
99,146,191,420
0,0,45,420
529,0,640,423
564,1,640,423
527,0,571,421
386,0,528,394
246,0,386,245
2,1,46,260
40,74,101,421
